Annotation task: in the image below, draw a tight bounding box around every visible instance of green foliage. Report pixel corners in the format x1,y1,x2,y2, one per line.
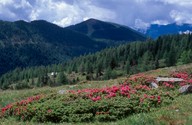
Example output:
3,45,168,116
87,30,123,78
56,72,68,85
125,60,131,74
103,68,118,80
177,50,192,65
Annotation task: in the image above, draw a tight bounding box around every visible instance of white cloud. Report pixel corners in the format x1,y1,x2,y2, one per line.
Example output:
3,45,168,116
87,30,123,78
0,0,32,21
0,0,15,20
170,10,192,24
28,0,116,27
156,0,192,6
14,0,32,9
0,0,192,28
0,0,13,5
134,19,150,30
0,8,16,18
151,20,169,25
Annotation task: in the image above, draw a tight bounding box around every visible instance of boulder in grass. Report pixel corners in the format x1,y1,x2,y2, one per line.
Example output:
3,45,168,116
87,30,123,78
187,85,192,93
58,89,66,94
179,85,192,94
150,82,158,89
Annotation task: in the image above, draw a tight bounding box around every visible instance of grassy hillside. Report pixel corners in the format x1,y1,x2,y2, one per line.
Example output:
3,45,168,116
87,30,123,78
0,63,192,124
1,94,192,125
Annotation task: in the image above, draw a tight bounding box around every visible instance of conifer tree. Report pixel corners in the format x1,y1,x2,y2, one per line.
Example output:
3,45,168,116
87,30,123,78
56,72,68,84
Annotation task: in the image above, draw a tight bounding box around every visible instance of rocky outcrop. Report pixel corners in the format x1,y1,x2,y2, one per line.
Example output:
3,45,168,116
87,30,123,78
179,85,192,94
156,77,183,82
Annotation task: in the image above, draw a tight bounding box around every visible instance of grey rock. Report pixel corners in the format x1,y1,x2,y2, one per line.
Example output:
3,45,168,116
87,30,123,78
179,85,192,93
156,77,183,83
150,82,158,89
175,109,179,112
58,89,66,94
187,85,192,93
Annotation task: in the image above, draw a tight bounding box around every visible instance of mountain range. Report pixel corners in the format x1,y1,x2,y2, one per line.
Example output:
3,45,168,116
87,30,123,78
0,19,146,75
1,18,192,76
138,23,192,38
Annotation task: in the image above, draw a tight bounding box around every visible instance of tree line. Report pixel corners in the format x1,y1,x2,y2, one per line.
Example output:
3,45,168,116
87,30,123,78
64,34,192,78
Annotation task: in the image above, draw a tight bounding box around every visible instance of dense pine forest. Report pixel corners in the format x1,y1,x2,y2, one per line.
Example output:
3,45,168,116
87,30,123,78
64,34,192,78
0,34,192,90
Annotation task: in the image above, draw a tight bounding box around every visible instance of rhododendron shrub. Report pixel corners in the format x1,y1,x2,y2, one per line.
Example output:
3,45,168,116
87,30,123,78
171,72,192,86
127,73,155,86
1,72,191,123
0,95,42,119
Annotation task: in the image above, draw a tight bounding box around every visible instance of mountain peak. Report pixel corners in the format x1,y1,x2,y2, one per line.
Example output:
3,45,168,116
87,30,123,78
84,18,100,22
67,19,146,41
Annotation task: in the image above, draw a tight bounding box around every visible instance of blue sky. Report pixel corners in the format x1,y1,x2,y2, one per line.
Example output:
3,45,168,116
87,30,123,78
0,0,192,29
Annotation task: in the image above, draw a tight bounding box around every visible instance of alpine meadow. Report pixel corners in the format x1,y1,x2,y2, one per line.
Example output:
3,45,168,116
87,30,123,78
0,0,192,124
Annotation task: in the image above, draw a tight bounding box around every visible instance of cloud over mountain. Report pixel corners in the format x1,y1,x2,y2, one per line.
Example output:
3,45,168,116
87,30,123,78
0,0,192,28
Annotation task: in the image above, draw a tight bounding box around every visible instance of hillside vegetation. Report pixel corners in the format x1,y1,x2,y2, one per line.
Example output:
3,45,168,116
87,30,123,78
0,63,192,124
0,34,191,90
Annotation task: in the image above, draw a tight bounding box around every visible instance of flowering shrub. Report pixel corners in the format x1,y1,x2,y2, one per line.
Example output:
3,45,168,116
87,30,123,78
171,72,189,80
1,72,191,123
162,82,174,89
171,72,192,86
0,95,43,119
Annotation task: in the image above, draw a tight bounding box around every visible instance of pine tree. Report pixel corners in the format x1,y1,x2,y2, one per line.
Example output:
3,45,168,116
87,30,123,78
177,50,192,65
103,68,112,80
56,72,68,84
96,60,103,78
139,51,154,72
125,60,131,74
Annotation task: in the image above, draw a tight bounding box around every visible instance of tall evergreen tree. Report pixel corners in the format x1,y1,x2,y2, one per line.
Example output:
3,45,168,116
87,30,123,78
56,72,68,84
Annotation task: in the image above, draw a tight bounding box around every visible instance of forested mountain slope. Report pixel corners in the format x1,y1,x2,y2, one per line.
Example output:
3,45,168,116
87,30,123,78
0,19,146,76
0,34,191,89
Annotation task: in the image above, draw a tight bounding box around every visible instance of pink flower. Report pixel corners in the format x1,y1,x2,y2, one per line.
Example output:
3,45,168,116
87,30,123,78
1,104,13,114
179,82,186,86
140,98,144,103
144,94,148,98
91,96,101,102
150,95,155,99
47,109,52,113
187,79,192,84
157,96,161,103
105,93,116,98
